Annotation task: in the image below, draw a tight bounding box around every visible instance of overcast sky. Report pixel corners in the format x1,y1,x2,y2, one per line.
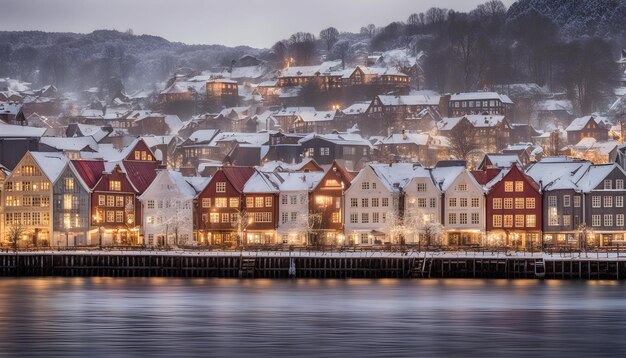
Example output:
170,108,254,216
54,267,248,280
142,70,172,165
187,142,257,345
2,0,515,48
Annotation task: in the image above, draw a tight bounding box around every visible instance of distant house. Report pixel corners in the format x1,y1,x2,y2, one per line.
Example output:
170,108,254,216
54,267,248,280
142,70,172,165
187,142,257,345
299,133,372,171
206,78,238,107
439,92,514,118
437,114,511,153
565,115,610,144
158,83,193,104
0,102,26,125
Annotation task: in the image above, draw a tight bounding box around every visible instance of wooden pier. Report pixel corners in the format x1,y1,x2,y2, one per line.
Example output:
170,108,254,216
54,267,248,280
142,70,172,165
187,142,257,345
0,253,624,279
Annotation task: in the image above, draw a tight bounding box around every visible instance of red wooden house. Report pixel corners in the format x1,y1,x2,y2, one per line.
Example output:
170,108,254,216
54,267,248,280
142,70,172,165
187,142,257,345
308,161,353,245
478,164,542,250
242,171,280,245
196,166,256,246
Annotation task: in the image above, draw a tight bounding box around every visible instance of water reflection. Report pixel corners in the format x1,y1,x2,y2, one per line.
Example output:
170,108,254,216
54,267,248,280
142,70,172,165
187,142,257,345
0,278,624,357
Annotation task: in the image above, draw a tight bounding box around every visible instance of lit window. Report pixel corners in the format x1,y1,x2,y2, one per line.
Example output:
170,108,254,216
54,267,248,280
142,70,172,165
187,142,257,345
230,198,239,207
493,198,502,209
504,181,513,192
503,215,513,228
515,215,524,227
109,181,121,191
493,215,502,227
65,178,74,191
515,198,524,209
202,198,210,208
504,198,513,209
216,182,226,193
515,181,524,192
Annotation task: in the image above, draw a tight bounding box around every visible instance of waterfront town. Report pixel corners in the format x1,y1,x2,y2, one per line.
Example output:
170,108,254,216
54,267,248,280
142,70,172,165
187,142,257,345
0,48,624,252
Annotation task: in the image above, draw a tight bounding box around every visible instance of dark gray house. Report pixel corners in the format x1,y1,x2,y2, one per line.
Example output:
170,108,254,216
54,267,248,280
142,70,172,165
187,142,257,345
52,161,92,246
298,133,372,171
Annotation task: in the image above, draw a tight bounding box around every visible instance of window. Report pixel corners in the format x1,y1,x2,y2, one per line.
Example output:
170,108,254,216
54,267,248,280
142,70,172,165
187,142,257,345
417,183,427,192
350,213,358,224
116,196,124,207
281,212,288,224
350,198,358,207
515,198,524,209
471,198,479,208
504,198,513,209
562,195,570,207
246,197,254,208
265,197,273,207
106,195,115,207
382,198,389,207
563,215,571,226
361,213,369,224
216,182,226,193
604,214,613,227
449,198,457,207
320,147,330,156
617,180,624,190
361,198,369,207
65,178,74,191
290,212,297,222
504,215,513,228
372,198,379,207
373,212,380,223
515,215,525,227
106,211,115,223
493,198,502,209
471,213,479,225
592,215,601,227
116,211,124,223
290,196,297,205
361,182,370,190
252,212,272,223
202,198,210,208
448,213,457,225
255,197,264,208
548,196,557,207
574,196,581,207
148,200,155,209
504,181,513,192
592,196,601,208
215,198,227,208
221,213,230,223
460,198,467,207
282,195,288,205
493,215,502,227
604,196,613,208
417,198,426,208
63,194,72,210
459,213,467,225
548,207,559,226
134,151,141,160
109,180,121,191
210,213,219,223
429,198,437,208
229,198,239,207
617,196,624,208
458,184,467,191
604,180,612,190
98,195,105,206
617,214,624,227
526,215,536,228
515,181,524,192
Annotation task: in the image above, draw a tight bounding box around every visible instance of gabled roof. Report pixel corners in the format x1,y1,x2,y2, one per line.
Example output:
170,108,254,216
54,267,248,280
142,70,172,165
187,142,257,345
39,136,98,152
298,133,372,147
0,122,47,137
29,151,69,183
243,170,279,193
437,114,507,131
376,94,439,107
484,164,540,193
378,131,429,146
71,159,105,189
449,92,513,104
565,115,611,132
525,158,591,191
273,171,325,192
574,164,626,192
221,166,256,193
121,161,158,194
431,165,466,192
368,163,428,192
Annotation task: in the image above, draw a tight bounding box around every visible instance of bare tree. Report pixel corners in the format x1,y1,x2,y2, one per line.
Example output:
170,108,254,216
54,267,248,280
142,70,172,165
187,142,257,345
231,209,251,248
447,119,479,161
307,211,324,248
6,223,25,252
331,40,351,69
422,223,444,247
289,32,316,66
319,27,339,52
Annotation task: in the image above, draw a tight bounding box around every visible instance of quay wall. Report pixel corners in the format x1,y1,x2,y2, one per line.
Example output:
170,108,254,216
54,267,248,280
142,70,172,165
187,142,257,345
0,253,624,279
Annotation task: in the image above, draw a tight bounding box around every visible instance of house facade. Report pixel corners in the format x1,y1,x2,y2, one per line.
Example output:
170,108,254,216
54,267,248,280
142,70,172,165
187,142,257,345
242,171,280,245
52,162,91,246
275,172,324,245
483,164,542,249
443,170,486,247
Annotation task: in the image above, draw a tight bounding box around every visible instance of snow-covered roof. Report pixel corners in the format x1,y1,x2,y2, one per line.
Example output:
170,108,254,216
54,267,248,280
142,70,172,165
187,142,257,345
484,154,521,168
449,92,513,104
188,129,220,144
378,131,429,146
29,151,69,183
431,165,466,192
298,133,372,148
0,101,22,115
565,115,611,132
526,158,591,191
377,94,439,107
273,171,325,192
297,110,336,123
243,170,279,193
164,115,183,135
273,107,316,116
210,132,269,147
0,122,47,137
575,164,624,192
369,163,427,192
39,136,98,152
535,99,573,113
341,102,370,115
437,114,506,131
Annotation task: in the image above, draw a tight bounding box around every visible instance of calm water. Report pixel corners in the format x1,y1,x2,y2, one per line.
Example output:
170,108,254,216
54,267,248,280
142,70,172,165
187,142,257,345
0,278,624,357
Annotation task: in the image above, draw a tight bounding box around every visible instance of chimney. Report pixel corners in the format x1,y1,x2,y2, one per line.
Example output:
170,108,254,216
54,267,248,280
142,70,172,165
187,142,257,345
402,129,407,140
439,94,451,118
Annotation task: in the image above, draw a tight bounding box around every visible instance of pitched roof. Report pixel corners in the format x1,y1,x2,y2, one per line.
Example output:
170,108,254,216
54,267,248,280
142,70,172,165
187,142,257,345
449,92,513,104
243,170,279,193
29,151,69,183
377,95,439,107
565,115,611,132
71,159,105,189
121,161,158,194
221,166,256,192
437,115,507,131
